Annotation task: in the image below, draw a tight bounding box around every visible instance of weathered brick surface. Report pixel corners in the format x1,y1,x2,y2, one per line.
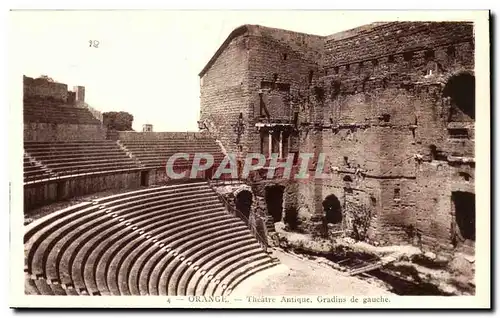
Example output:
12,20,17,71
246,34,322,154
117,131,213,141
200,22,475,253
199,34,251,155
323,22,473,68
249,25,324,64
23,76,69,103
24,123,106,141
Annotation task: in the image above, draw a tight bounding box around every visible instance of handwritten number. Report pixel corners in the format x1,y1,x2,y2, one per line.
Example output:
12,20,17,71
89,40,100,48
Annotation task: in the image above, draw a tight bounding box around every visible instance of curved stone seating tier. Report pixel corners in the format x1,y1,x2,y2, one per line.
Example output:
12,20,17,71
221,261,279,296
26,141,122,146
184,238,260,295
24,156,53,182
165,229,256,296
24,181,277,296
24,141,141,179
120,139,225,168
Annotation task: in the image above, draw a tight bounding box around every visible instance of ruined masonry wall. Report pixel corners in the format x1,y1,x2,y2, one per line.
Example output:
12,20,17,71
200,22,476,255
323,22,473,68
199,35,251,155
24,76,69,103
246,34,322,155
313,22,475,252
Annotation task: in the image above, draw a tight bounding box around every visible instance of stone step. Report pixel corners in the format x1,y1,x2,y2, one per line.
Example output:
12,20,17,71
24,182,274,296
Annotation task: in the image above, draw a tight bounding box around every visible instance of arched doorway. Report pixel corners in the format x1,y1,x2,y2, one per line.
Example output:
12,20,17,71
322,194,342,224
444,72,475,121
452,191,475,243
264,185,285,222
235,190,253,219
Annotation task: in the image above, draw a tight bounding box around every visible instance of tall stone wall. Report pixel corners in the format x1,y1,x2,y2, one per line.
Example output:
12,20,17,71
199,34,251,155
250,25,325,64
246,33,322,155
413,161,475,252
200,22,476,254
199,25,324,157
323,22,473,69
310,22,475,251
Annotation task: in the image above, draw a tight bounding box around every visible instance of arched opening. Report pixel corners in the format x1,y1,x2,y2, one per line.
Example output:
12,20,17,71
452,191,475,243
444,73,475,120
322,194,342,224
264,185,285,222
235,190,253,219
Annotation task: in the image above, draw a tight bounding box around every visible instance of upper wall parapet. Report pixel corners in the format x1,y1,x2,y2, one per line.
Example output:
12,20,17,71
199,24,325,77
250,25,325,64
325,22,389,42
324,22,474,68
199,21,475,85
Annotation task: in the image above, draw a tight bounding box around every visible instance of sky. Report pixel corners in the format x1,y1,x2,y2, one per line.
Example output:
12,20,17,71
10,11,394,131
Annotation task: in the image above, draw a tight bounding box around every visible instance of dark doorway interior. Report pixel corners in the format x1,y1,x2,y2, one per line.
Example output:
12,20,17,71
265,185,285,222
323,194,342,224
452,191,475,242
140,171,149,187
235,190,253,219
444,73,475,120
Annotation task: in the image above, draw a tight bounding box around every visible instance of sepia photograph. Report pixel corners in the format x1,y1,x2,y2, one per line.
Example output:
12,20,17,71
8,9,491,309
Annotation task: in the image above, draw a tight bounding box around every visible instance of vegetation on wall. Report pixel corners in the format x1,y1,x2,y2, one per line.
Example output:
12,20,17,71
103,111,134,131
